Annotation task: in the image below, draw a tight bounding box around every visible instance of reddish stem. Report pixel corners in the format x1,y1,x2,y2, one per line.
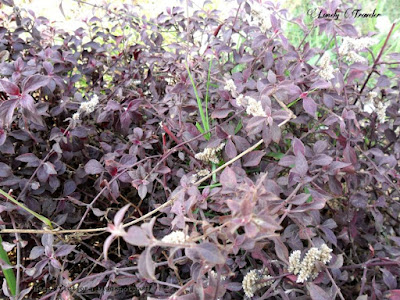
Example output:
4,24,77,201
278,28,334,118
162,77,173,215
162,123,195,158
353,22,396,105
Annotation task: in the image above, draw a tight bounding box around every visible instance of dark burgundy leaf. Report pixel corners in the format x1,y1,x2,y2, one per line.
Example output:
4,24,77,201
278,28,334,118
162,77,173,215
0,79,19,95
21,75,50,93
0,162,12,177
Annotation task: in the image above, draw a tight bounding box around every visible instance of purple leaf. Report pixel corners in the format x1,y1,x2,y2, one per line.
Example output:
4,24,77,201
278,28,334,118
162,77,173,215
292,138,305,156
289,193,310,205
29,246,45,260
307,283,331,300
278,155,296,167
63,180,77,196
312,154,333,166
1,241,15,252
21,75,50,93
138,247,156,279
0,162,12,177
114,204,130,226
211,108,233,119
84,159,104,175
0,79,20,95
123,226,150,246
195,242,225,264
138,184,147,200
219,166,236,189
225,139,237,158
55,245,75,257
303,97,317,117
242,151,265,167
294,153,308,176
41,234,54,248
0,99,18,127
79,273,106,289
310,80,332,90
0,128,6,146
19,94,35,110
313,140,328,154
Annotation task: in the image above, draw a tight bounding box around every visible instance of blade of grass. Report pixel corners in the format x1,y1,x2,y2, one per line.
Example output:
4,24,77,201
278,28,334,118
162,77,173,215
0,235,16,296
185,62,210,140
0,189,53,229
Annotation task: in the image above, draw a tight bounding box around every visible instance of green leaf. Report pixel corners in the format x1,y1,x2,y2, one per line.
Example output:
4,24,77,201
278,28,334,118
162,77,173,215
0,235,16,296
196,122,205,133
234,120,243,134
267,152,285,160
304,187,313,203
186,62,210,140
231,63,245,73
0,189,53,229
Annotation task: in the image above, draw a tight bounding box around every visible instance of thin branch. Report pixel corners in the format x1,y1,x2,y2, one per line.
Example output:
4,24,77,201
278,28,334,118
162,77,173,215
353,22,396,105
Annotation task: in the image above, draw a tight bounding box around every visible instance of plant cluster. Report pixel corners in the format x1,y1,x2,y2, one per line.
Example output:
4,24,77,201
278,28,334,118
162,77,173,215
0,0,399,299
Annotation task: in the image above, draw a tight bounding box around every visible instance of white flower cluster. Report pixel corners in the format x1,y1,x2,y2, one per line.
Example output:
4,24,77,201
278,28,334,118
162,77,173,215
318,53,337,81
224,79,237,95
161,231,187,244
339,36,377,63
242,268,273,298
288,244,333,283
195,143,225,164
245,96,267,117
362,91,389,123
72,94,99,120
247,2,271,32
223,78,266,117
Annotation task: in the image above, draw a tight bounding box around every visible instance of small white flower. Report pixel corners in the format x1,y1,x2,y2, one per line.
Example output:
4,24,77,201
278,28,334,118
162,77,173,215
161,231,187,244
72,94,99,120
195,143,225,164
376,101,389,123
346,51,366,64
319,244,333,264
319,53,336,81
288,244,333,283
363,91,377,113
245,96,266,117
72,112,80,120
242,268,273,298
236,94,245,106
224,79,237,94
339,36,377,63
288,250,301,275
248,2,271,32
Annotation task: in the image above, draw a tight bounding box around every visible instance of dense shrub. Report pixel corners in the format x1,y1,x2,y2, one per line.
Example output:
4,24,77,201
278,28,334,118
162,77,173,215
0,0,399,299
